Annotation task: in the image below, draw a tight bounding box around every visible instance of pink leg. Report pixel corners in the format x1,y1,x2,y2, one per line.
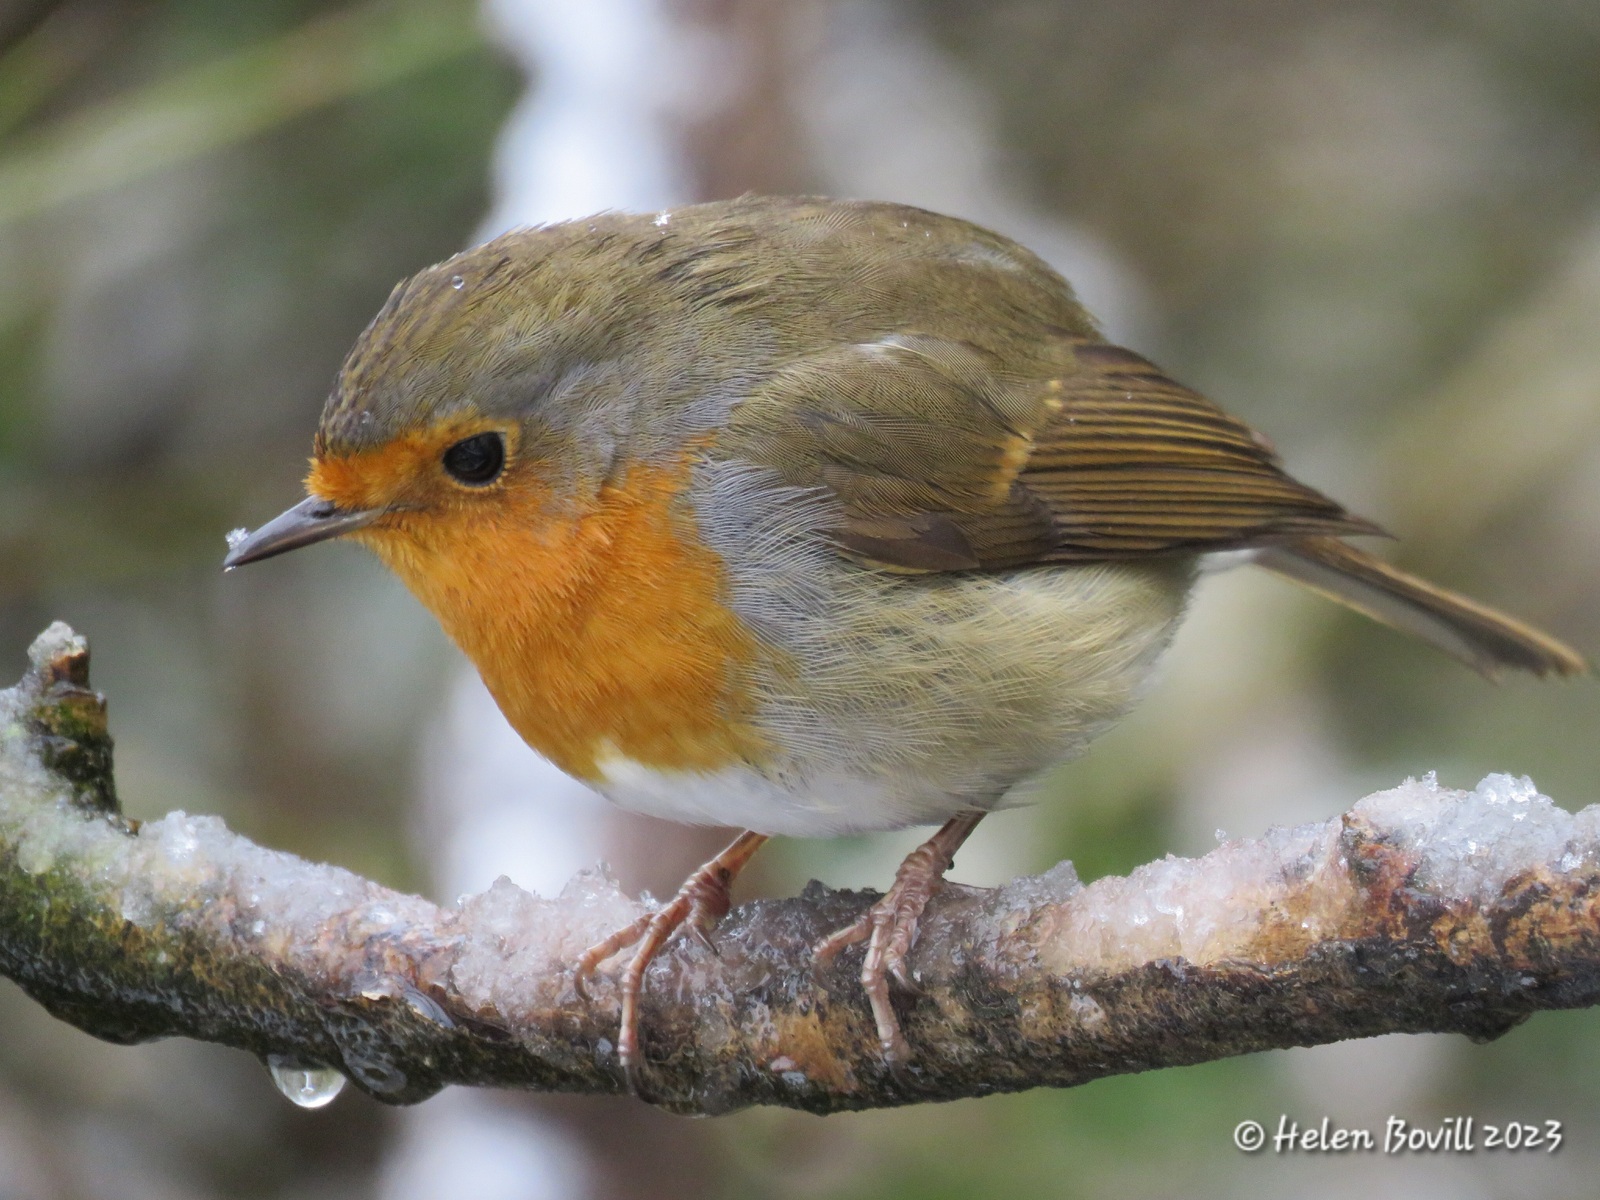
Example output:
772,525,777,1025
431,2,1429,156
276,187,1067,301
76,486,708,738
815,812,985,1064
574,830,769,1093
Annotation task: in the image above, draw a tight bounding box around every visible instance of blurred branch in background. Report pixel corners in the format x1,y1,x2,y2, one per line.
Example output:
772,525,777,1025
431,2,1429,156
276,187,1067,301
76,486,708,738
0,0,479,227
0,0,69,64
5,625,1599,1116
1385,219,1600,558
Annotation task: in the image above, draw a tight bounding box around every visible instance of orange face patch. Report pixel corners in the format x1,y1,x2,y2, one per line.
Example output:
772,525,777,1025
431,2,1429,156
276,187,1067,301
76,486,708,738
307,417,518,515
309,435,768,782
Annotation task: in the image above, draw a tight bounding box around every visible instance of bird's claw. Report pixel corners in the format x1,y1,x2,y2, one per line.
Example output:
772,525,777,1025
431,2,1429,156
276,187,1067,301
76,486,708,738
571,831,769,1096
811,812,983,1064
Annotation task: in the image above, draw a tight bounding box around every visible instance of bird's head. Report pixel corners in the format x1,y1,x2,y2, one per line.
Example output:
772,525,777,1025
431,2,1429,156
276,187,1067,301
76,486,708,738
221,204,786,589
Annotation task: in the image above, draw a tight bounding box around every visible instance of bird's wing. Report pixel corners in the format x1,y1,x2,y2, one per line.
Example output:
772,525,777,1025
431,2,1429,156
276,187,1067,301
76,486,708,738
721,334,1380,572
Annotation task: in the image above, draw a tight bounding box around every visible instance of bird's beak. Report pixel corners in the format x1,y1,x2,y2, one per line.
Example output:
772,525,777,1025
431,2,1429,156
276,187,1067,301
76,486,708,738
223,496,382,569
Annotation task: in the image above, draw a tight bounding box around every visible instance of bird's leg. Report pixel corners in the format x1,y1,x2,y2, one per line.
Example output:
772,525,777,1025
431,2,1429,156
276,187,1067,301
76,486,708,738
814,811,986,1065
574,829,769,1091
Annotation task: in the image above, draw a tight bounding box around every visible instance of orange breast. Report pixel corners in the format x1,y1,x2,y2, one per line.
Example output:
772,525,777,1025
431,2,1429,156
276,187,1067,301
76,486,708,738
319,454,769,782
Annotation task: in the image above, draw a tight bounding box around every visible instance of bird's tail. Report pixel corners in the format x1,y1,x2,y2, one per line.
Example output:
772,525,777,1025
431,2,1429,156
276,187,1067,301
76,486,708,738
1253,536,1588,679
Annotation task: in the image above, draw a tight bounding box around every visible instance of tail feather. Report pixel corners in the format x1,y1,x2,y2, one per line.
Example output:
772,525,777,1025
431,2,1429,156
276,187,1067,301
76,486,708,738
1254,537,1588,679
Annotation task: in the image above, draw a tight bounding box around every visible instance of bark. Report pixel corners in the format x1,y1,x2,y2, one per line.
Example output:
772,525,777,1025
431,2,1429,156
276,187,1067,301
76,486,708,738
1,622,1596,1115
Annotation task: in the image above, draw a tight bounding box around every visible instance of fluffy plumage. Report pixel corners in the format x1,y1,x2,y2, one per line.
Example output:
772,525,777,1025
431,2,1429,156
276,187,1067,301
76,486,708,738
300,195,1583,839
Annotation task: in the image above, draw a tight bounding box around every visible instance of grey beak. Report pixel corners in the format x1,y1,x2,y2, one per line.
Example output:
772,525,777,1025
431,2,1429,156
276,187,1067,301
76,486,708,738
223,496,382,569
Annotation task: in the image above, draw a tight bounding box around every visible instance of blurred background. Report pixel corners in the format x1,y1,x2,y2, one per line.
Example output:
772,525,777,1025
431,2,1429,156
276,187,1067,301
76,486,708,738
1,0,1598,1197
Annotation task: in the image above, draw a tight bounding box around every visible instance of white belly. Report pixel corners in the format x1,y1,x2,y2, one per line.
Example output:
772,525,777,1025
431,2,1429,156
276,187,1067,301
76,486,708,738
593,753,974,837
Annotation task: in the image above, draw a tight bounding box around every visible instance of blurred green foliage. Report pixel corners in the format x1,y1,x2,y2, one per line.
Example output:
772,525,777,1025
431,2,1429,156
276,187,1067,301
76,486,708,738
0,1,1597,1198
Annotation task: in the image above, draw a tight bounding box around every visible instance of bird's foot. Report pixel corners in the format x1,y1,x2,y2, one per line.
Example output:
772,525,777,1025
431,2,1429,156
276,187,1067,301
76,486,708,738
814,812,984,1066
573,830,768,1095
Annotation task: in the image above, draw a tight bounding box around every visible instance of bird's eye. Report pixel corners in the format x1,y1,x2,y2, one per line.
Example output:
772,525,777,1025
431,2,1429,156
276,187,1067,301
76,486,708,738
441,432,505,485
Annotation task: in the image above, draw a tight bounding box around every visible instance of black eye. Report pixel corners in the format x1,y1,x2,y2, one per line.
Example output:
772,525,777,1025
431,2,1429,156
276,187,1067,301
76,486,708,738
442,432,505,485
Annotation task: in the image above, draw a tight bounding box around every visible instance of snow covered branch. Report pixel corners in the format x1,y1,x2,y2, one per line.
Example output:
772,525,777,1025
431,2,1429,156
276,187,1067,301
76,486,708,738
2,623,1599,1115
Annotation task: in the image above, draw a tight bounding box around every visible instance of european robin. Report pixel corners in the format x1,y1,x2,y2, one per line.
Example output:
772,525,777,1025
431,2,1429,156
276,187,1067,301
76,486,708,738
224,195,1587,1088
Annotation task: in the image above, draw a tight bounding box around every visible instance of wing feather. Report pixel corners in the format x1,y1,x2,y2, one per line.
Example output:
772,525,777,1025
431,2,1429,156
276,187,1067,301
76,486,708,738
720,333,1380,572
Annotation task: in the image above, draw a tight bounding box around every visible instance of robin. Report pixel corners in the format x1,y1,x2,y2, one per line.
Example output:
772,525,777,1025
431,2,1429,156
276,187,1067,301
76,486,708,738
224,195,1586,1089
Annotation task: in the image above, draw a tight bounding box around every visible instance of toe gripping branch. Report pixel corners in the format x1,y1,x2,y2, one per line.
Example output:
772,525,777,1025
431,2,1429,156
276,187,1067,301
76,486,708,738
812,812,986,1064
577,812,985,1093
574,830,770,1095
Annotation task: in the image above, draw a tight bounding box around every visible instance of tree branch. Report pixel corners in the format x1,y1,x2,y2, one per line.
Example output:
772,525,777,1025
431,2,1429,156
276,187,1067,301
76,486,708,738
1,623,1597,1114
